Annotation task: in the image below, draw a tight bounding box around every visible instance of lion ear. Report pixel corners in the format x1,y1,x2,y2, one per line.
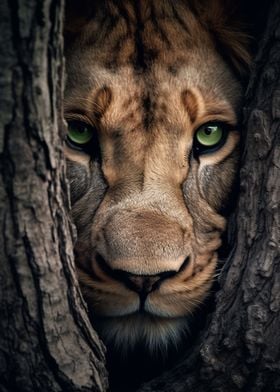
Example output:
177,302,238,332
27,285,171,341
65,0,95,33
198,0,252,78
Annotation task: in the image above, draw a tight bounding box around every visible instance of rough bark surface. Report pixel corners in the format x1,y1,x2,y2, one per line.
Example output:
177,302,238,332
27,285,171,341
136,1,280,391
0,1,107,391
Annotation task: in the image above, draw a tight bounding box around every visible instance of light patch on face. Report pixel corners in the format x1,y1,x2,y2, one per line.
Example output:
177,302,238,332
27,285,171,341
64,145,91,165
198,131,240,167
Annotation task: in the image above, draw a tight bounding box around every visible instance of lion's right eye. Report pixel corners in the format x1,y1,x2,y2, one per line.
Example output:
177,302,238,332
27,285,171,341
67,121,94,148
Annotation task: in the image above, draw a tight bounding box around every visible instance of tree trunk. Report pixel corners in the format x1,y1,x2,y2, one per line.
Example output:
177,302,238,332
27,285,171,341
136,2,280,391
0,1,107,391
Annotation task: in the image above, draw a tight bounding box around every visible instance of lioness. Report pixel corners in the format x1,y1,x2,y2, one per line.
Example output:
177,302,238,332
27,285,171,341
64,0,250,388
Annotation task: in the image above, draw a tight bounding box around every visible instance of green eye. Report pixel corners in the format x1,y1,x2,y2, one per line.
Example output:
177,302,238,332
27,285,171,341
195,123,223,147
67,121,93,145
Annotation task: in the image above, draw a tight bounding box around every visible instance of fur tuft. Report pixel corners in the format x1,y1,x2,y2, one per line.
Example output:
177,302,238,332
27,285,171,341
94,315,189,356
190,0,252,77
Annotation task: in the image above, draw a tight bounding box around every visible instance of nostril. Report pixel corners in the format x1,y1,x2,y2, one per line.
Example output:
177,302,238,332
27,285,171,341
179,256,190,272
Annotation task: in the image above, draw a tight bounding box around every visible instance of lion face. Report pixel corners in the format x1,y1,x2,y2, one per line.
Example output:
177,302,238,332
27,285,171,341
64,1,247,351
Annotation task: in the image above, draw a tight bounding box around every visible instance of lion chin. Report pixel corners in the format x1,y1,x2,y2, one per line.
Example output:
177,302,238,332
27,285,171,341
92,313,189,354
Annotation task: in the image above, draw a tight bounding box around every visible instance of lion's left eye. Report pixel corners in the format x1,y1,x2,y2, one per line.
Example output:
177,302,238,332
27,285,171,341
193,122,227,154
67,121,94,146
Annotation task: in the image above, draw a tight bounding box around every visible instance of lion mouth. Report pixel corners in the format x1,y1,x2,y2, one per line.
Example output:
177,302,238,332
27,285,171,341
78,251,216,320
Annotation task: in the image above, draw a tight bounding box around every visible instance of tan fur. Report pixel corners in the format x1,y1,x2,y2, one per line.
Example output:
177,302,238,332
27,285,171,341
64,0,250,349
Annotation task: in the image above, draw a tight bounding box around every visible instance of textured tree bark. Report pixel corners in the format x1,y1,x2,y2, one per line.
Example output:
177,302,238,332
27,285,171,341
0,1,107,391
136,2,280,391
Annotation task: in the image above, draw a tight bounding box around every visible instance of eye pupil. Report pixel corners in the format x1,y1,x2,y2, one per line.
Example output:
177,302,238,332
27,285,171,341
205,127,213,135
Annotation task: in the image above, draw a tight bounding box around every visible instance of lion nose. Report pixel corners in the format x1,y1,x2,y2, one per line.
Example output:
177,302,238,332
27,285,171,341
99,209,186,274
117,270,177,295
95,253,190,295
127,275,161,293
